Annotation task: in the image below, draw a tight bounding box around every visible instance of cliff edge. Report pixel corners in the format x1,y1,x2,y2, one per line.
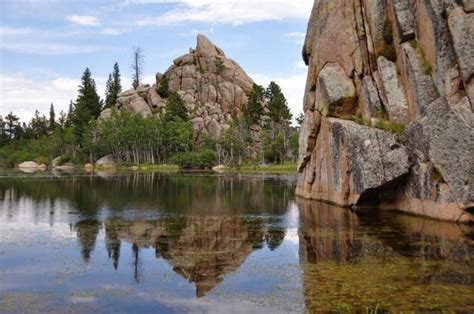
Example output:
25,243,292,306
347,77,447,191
297,0,473,222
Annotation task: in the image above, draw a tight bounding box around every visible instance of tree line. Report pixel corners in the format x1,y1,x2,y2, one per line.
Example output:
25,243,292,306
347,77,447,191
0,50,301,169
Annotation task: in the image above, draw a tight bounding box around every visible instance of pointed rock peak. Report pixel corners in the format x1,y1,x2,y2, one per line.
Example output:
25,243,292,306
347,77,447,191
196,34,225,58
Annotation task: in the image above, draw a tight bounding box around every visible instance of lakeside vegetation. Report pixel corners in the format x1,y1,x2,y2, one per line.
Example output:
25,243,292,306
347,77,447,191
0,60,301,170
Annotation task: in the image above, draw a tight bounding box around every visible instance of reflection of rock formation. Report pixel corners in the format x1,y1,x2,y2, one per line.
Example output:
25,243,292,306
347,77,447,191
98,216,285,297
297,199,474,311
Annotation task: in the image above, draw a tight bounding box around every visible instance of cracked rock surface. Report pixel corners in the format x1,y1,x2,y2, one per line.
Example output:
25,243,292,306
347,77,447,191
297,0,474,223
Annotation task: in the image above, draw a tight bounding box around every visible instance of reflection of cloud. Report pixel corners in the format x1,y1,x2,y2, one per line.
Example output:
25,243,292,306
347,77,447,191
136,291,287,314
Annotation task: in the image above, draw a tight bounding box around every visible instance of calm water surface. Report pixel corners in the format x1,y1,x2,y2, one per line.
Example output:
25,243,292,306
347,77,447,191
0,171,473,312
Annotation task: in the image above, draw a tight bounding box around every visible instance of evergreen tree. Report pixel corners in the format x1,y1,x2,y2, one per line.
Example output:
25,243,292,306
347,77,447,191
244,84,265,125
49,103,56,130
265,81,292,124
105,62,122,109
4,112,20,140
72,68,102,144
164,92,188,121
29,110,49,139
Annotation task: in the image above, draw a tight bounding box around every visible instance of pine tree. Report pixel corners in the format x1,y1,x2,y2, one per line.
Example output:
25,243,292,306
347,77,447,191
72,68,102,144
164,92,188,121
105,62,122,109
265,81,292,124
49,103,56,130
244,84,265,125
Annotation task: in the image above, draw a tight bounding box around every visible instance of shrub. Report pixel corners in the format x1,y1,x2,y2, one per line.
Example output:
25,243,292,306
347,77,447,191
156,75,170,98
374,120,405,135
171,149,217,169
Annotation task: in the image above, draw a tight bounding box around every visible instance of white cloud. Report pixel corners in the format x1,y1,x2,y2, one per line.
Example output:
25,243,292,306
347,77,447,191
0,42,103,55
136,0,313,26
0,74,79,122
0,73,156,122
0,26,33,36
66,15,100,26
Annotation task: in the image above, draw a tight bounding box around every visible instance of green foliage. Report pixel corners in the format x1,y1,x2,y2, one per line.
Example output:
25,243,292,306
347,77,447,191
105,63,122,109
157,75,170,98
374,120,405,135
350,114,371,126
265,81,292,124
214,58,224,72
263,133,285,163
171,149,216,169
164,92,188,121
245,84,265,125
72,68,103,144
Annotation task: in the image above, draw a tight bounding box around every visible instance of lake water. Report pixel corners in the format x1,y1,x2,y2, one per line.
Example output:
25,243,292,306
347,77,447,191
0,171,473,313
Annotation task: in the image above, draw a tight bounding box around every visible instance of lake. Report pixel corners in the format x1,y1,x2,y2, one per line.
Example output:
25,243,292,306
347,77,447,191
0,171,473,312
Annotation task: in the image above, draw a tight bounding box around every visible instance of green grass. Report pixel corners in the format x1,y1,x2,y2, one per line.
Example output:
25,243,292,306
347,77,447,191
235,163,297,173
374,120,405,135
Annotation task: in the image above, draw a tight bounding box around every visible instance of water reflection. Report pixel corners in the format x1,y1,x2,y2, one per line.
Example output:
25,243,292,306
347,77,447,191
0,172,473,312
297,199,474,311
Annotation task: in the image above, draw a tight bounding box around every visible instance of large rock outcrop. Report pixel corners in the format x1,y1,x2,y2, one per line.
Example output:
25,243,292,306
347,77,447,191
297,0,474,223
109,35,258,142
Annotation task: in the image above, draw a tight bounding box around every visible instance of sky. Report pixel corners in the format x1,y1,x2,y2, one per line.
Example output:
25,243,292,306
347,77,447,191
0,0,312,122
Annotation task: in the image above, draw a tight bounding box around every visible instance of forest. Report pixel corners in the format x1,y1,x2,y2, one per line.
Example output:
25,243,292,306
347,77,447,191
0,63,300,169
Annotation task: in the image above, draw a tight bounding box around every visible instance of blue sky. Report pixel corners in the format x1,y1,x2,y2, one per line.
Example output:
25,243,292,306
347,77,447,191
0,0,312,122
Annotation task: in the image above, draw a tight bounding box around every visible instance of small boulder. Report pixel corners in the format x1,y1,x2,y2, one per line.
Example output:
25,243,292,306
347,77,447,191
96,155,116,168
84,163,94,172
212,164,226,172
18,161,40,169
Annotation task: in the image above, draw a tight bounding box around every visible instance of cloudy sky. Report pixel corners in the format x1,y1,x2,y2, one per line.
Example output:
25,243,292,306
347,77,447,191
0,0,312,122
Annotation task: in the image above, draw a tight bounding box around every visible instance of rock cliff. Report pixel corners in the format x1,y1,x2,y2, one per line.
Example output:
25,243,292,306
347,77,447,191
297,0,473,222
102,35,258,142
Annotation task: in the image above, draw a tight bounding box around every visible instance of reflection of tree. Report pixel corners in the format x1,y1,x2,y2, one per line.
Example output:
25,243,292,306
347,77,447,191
105,220,121,270
265,227,286,251
0,173,294,220
74,219,101,262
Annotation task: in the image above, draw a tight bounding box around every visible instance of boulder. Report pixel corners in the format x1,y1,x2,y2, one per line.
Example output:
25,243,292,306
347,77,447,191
96,155,116,168
100,108,112,120
376,56,410,123
55,162,75,170
18,161,40,169
84,163,94,172
316,63,356,117
296,117,410,207
212,164,226,172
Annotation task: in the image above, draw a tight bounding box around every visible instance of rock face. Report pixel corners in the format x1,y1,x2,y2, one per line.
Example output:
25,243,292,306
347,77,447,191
109,35,256,142
297,0,474,223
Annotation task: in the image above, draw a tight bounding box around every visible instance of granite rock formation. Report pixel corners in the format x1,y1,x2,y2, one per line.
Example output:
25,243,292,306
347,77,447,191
108,35,259,142
297,0,473,222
